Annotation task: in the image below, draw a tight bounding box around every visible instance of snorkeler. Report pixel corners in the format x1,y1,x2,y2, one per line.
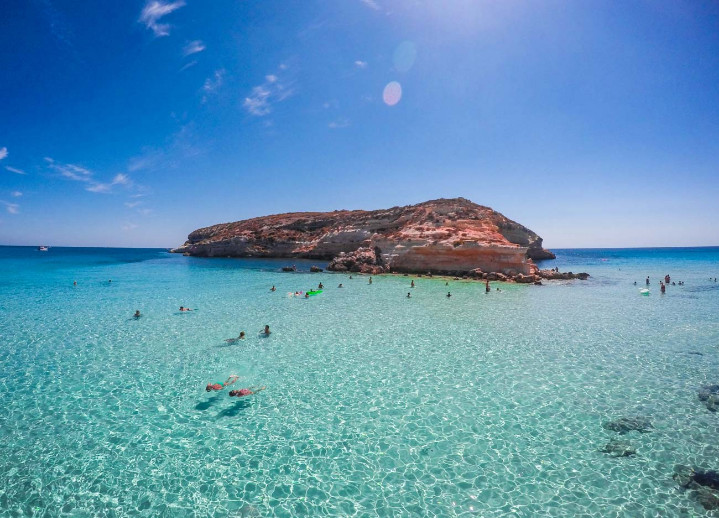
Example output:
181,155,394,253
229,386,266,397
225,331,246,343
179,306,192,312
206,375,239,392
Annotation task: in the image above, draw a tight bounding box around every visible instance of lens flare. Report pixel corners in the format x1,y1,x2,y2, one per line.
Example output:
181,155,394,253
383,81,402,106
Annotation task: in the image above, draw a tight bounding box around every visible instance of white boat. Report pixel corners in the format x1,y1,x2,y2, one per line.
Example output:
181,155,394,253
37,246,49,251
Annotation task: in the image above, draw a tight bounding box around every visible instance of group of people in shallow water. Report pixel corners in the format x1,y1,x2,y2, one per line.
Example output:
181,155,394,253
635,274,696,293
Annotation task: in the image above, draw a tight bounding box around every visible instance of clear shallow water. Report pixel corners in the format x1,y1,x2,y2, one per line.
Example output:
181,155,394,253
1,246,718,517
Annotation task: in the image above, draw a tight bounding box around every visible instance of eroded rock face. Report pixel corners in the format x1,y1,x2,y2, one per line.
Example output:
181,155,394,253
173,198,555,276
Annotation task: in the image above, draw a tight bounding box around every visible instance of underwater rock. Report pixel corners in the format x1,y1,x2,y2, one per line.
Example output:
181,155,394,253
602,417,653,434
698,384,719,412
599,439,637,457
673,465,719,510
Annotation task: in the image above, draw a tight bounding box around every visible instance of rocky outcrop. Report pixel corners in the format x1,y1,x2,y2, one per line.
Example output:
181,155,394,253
538,269,590,281
173,198,557,276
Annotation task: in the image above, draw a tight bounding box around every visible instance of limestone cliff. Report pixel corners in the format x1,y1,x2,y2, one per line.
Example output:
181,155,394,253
172,198,556,275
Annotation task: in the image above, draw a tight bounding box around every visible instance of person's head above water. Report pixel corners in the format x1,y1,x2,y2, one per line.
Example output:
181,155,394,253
239,331,246,338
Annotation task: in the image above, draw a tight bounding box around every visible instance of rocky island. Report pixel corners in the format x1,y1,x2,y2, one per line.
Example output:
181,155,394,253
172,198,588,282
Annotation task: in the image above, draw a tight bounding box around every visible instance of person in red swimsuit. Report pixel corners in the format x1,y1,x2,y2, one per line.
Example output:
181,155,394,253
205,375,239,392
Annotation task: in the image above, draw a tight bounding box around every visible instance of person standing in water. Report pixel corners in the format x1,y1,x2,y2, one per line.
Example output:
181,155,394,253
368,277,373,284
270,286,276,292
485,280,491,293
133,310,141,319
411,280,415,288
646,276,650,285
261,325,271,336
407,292,411,298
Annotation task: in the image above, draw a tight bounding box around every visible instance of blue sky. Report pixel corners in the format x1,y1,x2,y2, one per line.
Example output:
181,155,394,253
1,0,718,248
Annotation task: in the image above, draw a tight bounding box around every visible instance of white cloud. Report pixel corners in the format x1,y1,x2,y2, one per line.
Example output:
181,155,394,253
183,40,205,56
180,60,198,72
359,0,380,10
122,222,138,231
137,208,153,216
5,166,26,175
125,201,141,208
202,69,225,103
11,191,22,197
0,147,7,160
2,202,19,214
354,60,368,69
47,158,132,194
243,67,295,117
138,0,186,37
328,119,350,129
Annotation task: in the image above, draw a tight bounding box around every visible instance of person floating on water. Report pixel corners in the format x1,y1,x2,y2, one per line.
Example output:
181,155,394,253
229,386,266,397
270,286,276,292
407,292,411,298
261,325,271,336
446,292,451,298
225,331,246,343
411,280,415,288
206,375,239,392
179,306,193,312
133,310,141,319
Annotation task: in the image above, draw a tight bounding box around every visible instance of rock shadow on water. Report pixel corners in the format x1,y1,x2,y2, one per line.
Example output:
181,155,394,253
698,384,719,412
674,465,719,511
217,399,252,418
602,416,653,434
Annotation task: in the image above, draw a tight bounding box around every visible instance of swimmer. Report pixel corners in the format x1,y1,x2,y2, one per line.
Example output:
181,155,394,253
133,310,141,319
73,281,77,286
338,283,343,288
407,292,411,298
318,282,324,289
179,306,192,312
660,283,666,294
229,386,266,397
633,281,637,285
411,280,415,288
261,325,271,336
206,375,239,392
369,277,373,285
270,286,276,292
349,275,353,279
496,287,501,292
446,292,451,298
485,280,491,293
224,331,246,343
305,292,309,299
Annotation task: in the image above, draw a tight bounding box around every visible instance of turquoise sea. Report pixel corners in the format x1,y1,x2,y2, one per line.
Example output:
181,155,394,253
1,246,718,517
